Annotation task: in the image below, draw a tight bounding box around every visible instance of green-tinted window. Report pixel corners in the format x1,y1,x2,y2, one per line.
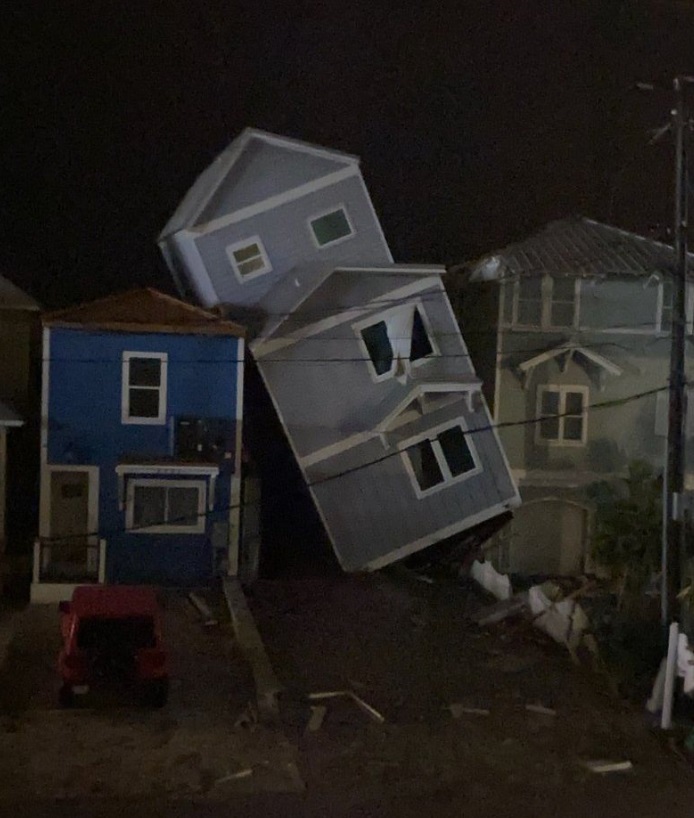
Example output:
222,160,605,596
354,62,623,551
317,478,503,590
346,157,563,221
310,209,352,247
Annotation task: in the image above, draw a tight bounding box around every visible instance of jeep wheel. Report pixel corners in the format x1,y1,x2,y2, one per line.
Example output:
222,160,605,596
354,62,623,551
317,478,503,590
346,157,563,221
58,684,74,708
143,678,168,708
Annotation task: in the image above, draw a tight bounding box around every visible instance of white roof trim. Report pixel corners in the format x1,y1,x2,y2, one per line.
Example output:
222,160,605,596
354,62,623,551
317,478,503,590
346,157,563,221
160,128,360,239
518,344,623,378
115,463,220,477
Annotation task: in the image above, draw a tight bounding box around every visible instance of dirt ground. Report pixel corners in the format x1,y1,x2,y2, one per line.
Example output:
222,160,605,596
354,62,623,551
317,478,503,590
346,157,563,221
246,569,694,817
3,573,694,815
0,591,302,800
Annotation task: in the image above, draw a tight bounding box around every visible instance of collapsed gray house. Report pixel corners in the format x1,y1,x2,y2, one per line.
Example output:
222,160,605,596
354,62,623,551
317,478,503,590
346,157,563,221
158,128,519,572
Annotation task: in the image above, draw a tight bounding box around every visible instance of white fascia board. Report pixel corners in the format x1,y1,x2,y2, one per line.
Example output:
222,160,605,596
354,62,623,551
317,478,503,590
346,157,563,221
247,128,361,165
252,276,442,358
173,230,219,308
338,264,446,275
193,166,360,237
361,499,519,572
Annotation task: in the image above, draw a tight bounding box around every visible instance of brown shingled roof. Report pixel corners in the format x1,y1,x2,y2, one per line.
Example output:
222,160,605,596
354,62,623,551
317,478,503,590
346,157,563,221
42,288,245,337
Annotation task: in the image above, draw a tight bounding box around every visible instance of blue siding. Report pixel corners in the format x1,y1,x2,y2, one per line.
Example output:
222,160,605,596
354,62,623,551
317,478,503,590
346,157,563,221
47,327,242,585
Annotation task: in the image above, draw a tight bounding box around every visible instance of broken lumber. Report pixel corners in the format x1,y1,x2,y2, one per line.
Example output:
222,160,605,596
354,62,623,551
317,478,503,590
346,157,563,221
476,593,528,626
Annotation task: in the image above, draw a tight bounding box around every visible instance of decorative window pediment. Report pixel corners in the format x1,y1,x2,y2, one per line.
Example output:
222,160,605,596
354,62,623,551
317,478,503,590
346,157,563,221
355,302,437,384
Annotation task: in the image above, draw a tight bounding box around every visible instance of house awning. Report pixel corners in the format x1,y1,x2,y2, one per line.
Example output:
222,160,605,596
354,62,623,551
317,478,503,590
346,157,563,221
0,399,23,428
516,343,622,389
375,378,483,434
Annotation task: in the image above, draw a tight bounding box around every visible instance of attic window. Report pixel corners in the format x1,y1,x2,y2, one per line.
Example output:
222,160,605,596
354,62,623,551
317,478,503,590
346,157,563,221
226,237,272,282
356,303,437,382
309,207,354,248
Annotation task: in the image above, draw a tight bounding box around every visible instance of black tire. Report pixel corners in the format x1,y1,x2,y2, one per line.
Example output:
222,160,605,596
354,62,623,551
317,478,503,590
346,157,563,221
143,678,168,708
58,684,74,708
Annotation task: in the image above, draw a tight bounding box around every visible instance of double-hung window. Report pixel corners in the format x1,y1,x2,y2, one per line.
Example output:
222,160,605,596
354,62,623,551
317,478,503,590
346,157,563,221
357,303,436,381
513,276,578,328
402,421,480,497
226,236,272,282
126,479,206,534
536,385,588,445
122,352,167,425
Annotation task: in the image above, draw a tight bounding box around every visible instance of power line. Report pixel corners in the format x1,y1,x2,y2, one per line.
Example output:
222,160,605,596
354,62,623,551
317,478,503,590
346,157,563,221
40,381,671,544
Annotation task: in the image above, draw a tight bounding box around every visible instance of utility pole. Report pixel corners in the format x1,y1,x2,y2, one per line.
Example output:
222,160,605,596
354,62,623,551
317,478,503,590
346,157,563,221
663,76,691,627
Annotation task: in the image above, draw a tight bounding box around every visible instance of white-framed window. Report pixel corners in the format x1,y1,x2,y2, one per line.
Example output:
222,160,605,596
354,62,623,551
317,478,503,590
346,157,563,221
126,478,206,534
400,419,481,498
121,352,167,425
225,236,272,282
354,301,437,381
308,206,354,248
512,276,579,328
536,385,588,446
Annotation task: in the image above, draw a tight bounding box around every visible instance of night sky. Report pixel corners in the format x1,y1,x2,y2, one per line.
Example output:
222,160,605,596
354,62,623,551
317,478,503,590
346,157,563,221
5,0,694,309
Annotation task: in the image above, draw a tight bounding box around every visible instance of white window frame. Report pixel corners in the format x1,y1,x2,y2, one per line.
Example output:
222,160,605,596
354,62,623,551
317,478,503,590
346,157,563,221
121,352,168,426
126,478,206,534
512,276,580,329
353,299,438,383
307,204,354,249
656,277,694,335
399,417,482,499
535,384,589,447
225,236,272,283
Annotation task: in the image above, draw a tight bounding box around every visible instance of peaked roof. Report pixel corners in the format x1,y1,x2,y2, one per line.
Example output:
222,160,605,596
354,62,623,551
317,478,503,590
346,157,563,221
43,288,245,337
467,217,693,281
0,275,39,311
159,127,361,240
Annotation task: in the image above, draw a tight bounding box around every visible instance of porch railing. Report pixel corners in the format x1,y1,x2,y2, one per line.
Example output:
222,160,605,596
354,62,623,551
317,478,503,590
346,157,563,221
32,538,107,585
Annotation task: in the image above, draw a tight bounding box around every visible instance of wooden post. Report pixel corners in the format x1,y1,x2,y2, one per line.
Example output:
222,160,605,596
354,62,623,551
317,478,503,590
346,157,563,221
98,539,106,584
32,538,40,585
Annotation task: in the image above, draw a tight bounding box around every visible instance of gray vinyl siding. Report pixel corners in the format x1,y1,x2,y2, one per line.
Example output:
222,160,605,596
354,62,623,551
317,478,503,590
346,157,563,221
257,278,479,458
200,140,352,224
578,278,658,331
306,398,516,571
194,174,391,307
496,278,677,478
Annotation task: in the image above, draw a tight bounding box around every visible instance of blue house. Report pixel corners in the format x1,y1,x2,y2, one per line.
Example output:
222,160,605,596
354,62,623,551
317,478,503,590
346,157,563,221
32,288,245,603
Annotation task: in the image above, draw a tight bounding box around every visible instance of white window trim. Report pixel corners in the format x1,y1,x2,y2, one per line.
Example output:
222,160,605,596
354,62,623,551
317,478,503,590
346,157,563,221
121,352,168,426
307,204,355,249
656,277,694,335
535,384,589,447
225,235,272,283
511,276,580,330
353,299,439,383
126,478,206,534
398,416,482,500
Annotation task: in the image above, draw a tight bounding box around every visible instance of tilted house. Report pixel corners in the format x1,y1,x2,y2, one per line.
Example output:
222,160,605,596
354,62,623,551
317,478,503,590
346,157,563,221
159,128,519,571
33,289,245,602
457,217,694,576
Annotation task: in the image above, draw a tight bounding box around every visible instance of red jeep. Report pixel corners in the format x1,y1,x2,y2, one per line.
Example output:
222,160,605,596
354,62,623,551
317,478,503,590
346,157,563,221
58,585,169,707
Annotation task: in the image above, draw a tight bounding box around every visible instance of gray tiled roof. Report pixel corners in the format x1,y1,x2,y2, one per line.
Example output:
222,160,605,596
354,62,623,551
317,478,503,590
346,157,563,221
468,217,692,281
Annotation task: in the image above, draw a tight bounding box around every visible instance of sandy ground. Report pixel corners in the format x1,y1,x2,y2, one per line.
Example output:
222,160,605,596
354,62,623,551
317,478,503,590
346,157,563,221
0,591,302,800
3,573,694,815
246,569,694,818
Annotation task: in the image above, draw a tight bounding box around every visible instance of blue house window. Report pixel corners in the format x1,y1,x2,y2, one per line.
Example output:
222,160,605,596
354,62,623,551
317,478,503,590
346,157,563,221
126,478,206,534
122,352,168,425
309,207,354,248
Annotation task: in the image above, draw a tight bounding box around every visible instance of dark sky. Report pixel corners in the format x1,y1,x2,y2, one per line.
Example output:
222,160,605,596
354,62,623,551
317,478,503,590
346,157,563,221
5,0,694,308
